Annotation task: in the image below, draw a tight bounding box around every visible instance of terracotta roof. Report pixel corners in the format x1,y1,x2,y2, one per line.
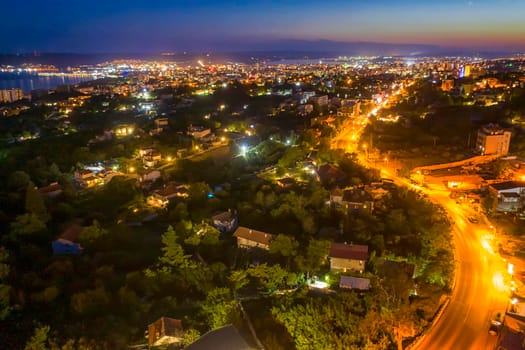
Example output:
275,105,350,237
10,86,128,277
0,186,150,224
37,182,62,195
233,226,275,246
339,276,371,290
330,242,368,261
58,224,84,242
342,188,373,203
156,182,188,197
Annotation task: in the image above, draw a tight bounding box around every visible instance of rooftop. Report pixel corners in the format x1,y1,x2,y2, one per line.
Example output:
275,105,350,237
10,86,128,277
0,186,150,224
233,226,275,246
184,324,252,350
489,181,525,191
330,242,369,261
339,276,371,290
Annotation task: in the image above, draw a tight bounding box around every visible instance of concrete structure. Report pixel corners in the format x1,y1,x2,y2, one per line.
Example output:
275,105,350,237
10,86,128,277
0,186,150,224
329,242,368,273
233,226,275,250
488,181,525,213
310,95,329,107
476,124,511,155
0,88,24,103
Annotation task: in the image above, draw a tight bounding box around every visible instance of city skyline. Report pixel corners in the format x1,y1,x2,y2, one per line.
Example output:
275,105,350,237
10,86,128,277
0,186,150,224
2,0,525,54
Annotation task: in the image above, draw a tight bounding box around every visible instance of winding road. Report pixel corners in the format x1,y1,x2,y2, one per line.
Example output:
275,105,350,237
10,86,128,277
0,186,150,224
386,172,510,350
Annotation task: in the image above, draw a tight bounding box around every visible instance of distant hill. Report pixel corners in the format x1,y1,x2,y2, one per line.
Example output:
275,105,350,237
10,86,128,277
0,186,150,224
0,40,520,67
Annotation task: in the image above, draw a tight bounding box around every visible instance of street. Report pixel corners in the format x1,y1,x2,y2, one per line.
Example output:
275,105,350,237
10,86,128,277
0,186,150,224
385,171,510,350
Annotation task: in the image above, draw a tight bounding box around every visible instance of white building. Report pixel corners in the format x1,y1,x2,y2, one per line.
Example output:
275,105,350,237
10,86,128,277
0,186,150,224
476,124,511,155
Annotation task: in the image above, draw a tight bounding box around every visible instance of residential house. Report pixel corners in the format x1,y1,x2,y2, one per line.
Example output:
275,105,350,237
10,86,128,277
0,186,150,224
140,170,162,183
74,169,102,188
317,164,348,188
184,324,252,350
339,276,371,291
155,118,169,129
233,226,275,250
329,188,344,206
177,148,189,159
147,317,184,348
147,182,189,208
329,242,369,273
139,147,162,167
37,182,63,199
342,187,374,214
52,224,83,255
488,181,525,213
188,126,211,140
212,210,238,233
276,177,295,189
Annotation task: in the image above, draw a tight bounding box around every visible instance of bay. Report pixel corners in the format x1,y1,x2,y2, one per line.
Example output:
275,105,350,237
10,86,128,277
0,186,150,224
0,72,96,92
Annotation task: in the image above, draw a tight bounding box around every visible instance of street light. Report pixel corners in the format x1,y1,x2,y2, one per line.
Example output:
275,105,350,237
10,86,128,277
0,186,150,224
362,144,368,159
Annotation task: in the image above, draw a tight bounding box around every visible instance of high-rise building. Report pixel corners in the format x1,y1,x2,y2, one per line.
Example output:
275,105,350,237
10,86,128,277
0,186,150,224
464,64,471,77
476,124,511,155
441,79,454,91
459,64,471,78
0,88,24,103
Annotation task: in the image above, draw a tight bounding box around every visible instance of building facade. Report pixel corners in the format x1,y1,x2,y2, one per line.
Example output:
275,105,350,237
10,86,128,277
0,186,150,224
0,88,24,103
476,124,511,155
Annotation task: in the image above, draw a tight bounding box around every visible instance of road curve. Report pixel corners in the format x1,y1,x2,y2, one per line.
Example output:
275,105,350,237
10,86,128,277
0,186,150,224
388,175,509,350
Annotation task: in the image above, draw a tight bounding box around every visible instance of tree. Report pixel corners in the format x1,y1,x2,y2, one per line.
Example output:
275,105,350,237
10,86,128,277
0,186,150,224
25,325,50,350
0,247,10,320
229,270,249,292
159,226,192,269
200,288,237,329
70,287,111,316
247,264,295,292
25,182,49,223
269,234,299,258
78,220,107,248
185,223,220,246
182,328,201,347
10,213,47,238
295,239,330,276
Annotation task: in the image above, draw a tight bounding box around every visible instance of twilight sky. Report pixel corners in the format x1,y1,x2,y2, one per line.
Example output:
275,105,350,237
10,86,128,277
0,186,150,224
2,0,525,53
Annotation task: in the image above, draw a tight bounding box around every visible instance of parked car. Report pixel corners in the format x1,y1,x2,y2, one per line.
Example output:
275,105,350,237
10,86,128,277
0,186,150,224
488,323,500,336
468,216,479,224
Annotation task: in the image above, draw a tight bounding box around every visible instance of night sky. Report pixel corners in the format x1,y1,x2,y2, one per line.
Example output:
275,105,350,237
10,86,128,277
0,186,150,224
2,0,525,53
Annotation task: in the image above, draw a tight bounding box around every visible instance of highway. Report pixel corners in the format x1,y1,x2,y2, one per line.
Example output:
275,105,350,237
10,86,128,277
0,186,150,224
385,171,510,350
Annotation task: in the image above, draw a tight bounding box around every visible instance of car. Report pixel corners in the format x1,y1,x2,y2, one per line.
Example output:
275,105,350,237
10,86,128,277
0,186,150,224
488,323,500,336
468,216,479,224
